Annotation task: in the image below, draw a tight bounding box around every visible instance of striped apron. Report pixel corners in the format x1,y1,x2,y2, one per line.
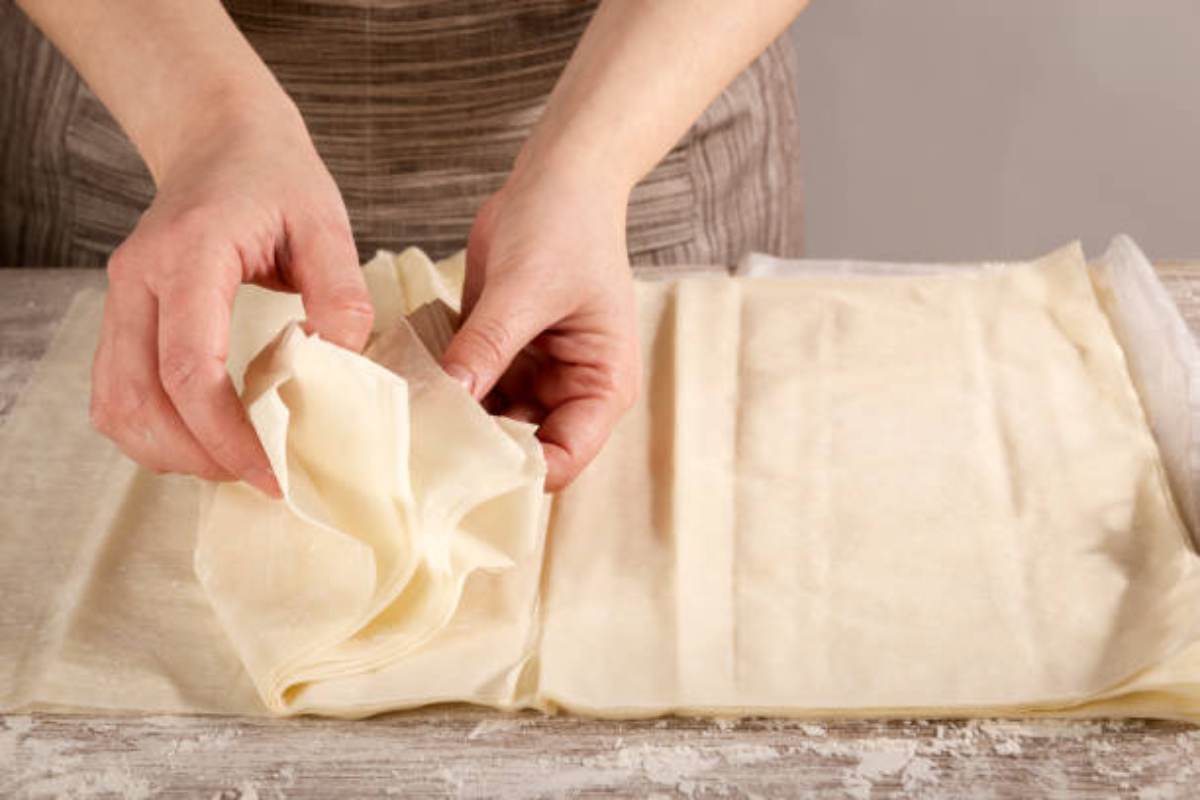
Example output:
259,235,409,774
0,1,804,269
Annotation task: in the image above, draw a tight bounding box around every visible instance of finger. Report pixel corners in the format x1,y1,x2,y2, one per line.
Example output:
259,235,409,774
94,250,226,475
156,256,281,497
286,214,373,352
492,346,546,407
440,282,548,401
481,346,544,414
530,353,631,412
91,277,233,481
536,394,627,492
502,401,547,426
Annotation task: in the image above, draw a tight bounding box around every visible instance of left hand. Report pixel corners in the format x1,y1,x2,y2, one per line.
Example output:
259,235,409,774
440,160,640,492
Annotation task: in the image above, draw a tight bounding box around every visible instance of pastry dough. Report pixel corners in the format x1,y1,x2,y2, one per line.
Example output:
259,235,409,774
4,241,1200,720
196,317,546,713
539,246,1200,716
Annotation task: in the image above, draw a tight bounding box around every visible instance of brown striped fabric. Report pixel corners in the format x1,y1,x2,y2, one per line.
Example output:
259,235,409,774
0,1,803,269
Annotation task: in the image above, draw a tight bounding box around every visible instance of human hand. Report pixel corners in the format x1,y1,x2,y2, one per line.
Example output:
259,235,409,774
441,161,640,492
90,100,373,496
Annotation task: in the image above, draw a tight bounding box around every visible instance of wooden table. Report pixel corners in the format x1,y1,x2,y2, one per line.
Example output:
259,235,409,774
4,266,1200,799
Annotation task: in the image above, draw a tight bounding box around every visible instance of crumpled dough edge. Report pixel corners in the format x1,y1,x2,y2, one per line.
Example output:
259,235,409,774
196,314,546,714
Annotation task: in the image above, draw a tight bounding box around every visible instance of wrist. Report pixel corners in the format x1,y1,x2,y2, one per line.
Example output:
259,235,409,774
509,135,634,214
142,75,307,185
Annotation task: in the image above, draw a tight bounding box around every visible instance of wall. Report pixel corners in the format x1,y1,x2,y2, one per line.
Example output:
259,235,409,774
789,1,1200,261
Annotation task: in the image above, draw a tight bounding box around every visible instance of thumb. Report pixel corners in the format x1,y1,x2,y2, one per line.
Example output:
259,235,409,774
441,285,544,400
289,217,374,351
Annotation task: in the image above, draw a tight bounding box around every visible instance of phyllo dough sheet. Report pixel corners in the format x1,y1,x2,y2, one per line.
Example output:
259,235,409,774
196,319,547,716
4,242,1200,719
538,243,1200,717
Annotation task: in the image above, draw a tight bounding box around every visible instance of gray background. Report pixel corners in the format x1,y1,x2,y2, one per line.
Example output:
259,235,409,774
788,1,1200,262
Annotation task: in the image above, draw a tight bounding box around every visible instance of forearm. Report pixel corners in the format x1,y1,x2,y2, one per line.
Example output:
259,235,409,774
517,0,809,194
17,0,297,182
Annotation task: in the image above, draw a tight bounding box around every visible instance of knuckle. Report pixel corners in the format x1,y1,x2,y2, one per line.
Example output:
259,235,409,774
328,284,375,327
321,212,355,245
459,317,511,371
159,348,220,397
161,205,214,241
105,244,143,285
148,209,224,280
201,431,255,476
118,383,157,421
572,360,627,403
109,206,225,290
94,383,158,439
297,206,355,254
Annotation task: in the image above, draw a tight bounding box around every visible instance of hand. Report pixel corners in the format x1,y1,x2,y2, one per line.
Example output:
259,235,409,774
441,162,640,491
89,101,373,496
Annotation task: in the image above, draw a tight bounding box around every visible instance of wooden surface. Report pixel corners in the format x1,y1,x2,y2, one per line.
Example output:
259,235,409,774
5,265,1200,799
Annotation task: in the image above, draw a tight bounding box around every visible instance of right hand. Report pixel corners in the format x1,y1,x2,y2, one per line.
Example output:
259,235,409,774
89,101,373,497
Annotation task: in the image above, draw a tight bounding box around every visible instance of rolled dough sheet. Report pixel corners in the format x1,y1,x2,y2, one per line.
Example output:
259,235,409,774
3,243,1200,719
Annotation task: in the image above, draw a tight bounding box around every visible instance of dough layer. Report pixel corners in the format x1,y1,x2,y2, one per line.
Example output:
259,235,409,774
5,243,1200,720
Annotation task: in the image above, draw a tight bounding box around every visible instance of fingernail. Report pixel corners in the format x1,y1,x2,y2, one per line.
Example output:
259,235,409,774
443,364,476,396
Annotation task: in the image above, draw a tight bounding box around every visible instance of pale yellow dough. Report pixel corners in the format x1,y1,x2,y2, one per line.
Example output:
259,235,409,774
4,243,1200,719
540,245,1200,717
193,242,1200,718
